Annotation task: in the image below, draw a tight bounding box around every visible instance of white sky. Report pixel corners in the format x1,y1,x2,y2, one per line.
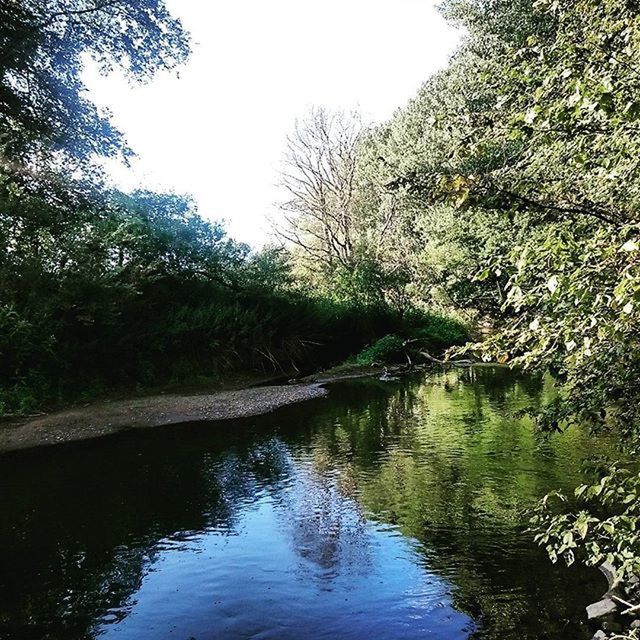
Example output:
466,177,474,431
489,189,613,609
84,0,460,247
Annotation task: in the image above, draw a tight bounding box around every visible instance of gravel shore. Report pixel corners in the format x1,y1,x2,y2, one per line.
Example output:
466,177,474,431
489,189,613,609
0,384,328,453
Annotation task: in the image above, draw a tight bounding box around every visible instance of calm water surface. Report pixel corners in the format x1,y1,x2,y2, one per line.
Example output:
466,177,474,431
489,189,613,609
0,367,616,639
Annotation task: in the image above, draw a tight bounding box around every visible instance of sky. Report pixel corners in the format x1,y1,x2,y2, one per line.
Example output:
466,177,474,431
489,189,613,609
84,0,461,247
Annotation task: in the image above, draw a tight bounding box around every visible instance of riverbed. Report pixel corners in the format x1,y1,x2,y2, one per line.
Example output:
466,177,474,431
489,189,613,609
0,367,616,639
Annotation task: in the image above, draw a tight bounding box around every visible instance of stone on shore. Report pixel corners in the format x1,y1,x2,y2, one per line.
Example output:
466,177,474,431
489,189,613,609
587,598,617,621
599,561,618,592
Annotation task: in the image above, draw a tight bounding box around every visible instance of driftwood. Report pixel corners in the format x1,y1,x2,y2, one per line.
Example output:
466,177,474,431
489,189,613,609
401,338,475,367
418,351,475,367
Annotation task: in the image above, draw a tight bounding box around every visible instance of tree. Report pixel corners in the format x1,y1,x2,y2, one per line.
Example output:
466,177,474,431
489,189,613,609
276,108,414,308
277,107,362,270
0,0,190,170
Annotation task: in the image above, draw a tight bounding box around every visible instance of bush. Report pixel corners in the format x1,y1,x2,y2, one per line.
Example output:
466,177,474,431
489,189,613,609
355,334,405,366
352,312,469,367
409,312,469,348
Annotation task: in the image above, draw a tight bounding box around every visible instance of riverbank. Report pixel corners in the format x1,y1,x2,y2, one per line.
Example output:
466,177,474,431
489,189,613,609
0,383,328,453
0,362,476,454
0,363,402,454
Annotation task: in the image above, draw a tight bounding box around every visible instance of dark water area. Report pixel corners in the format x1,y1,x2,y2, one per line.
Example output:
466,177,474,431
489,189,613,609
0,367,617,639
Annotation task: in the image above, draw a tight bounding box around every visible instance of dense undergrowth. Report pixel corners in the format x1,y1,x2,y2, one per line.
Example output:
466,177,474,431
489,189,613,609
352,313,469,367
1,288,466,416
0,289,446,416
0,187,467,416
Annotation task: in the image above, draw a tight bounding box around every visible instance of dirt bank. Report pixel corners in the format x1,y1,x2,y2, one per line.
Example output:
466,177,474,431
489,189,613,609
0,384,328,453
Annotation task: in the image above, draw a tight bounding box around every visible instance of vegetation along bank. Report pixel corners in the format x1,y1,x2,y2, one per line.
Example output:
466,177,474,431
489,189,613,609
2,0,640,636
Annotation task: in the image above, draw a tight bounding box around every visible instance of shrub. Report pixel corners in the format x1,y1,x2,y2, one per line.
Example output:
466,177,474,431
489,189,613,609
355,335,405,365
410,312,469,348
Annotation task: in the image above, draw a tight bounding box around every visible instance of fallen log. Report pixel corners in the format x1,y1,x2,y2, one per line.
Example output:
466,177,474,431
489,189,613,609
417,350,475,367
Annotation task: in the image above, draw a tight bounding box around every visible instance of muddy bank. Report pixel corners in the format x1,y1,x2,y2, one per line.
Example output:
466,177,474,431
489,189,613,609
0,384,328,453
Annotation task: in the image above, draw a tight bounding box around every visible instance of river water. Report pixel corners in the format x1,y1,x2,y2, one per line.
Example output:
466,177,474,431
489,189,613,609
0,367,616,639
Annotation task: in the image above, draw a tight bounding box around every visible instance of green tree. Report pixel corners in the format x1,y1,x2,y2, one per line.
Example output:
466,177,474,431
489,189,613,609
1,0,190,169
345,0,640,578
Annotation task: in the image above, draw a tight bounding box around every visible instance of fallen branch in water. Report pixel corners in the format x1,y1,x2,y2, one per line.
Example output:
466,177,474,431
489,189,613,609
400,339,475,367
418,350,475,367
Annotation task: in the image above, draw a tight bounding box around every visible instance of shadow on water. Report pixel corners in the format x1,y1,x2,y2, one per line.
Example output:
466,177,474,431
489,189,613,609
0,367,615,640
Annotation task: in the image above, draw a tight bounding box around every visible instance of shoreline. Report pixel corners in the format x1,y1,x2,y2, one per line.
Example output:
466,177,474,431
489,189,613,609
0,383,329,454
0,362,479,454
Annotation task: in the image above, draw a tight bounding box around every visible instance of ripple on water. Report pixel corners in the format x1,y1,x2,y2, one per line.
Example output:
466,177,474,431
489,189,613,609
0,367,615,640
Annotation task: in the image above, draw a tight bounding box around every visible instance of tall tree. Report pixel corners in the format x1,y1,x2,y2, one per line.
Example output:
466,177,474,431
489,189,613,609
276,108,412,307
277,107,362,270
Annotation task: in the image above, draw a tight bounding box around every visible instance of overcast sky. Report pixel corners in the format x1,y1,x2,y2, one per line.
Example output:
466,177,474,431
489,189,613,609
84,0,460,246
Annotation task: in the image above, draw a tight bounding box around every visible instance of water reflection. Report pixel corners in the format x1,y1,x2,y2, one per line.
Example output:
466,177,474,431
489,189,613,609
0,367,614,639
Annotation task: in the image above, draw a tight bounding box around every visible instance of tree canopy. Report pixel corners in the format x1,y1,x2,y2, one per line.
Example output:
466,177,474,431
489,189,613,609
0,0,190,169
274,0,640,581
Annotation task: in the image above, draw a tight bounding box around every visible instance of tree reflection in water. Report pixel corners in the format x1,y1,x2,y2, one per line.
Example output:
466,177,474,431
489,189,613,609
0,367,616,640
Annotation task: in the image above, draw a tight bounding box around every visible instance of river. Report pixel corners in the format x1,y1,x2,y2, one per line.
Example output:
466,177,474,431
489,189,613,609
0,367,616,639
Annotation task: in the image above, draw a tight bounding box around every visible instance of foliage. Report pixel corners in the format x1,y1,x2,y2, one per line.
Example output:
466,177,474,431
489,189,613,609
308,0,640,579
416,0,640,447
411,311,469,349
439,0,640,577
468,222,640,440
352,310,469,366
0,0,189,168
530,465,640,579
354,335,405,366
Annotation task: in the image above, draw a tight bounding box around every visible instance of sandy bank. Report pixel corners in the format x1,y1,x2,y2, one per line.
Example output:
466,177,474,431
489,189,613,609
0,384,328,453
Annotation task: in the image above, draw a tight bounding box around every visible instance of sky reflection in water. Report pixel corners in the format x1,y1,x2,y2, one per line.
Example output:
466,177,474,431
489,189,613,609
0,367,615,640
